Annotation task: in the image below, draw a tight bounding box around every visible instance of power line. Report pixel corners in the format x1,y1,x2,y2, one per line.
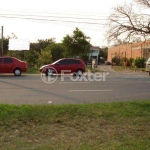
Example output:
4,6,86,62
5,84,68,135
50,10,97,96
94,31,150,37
0,13,106,31
0,9,111,17
0,13,109,21
0,9,133,24
0,11,131,23
45,21,104,31
0,15,106,25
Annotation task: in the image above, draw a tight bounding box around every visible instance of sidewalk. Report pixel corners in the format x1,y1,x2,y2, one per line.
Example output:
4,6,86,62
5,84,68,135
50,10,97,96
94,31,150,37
97,65,149,77
97,65,115,72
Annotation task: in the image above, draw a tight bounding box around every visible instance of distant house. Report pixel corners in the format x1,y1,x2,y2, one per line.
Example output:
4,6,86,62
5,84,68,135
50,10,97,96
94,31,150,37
88,46,101,65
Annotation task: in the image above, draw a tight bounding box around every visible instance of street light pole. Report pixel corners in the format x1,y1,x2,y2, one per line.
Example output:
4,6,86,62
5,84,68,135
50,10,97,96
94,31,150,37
1,26,3,56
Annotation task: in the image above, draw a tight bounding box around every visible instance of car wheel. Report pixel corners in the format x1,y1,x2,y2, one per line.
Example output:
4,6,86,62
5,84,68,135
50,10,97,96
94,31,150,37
46,68,54,76
14,68,21,76
76,69,83,76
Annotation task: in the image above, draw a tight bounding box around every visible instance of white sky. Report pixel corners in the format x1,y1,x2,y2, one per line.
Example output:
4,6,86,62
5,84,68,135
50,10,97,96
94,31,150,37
0,0,133,47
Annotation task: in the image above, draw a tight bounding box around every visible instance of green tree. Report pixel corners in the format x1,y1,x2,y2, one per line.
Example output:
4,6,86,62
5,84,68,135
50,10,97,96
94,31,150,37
27,38,55,67
62,28,91,61
112,56,120,65
26,50,40,67
0,37,9,56
134,57,145,68
47,43,65,62
38,46,52,66
30,38,55,53
99,47,108,62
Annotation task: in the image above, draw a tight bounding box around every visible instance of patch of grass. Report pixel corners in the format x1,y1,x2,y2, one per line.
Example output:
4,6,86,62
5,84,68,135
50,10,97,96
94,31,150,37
86,65,91,71
113,66,123,72
130,67,146,72
26,68,40,74
0,100,150,149
86,66,103,72
113,66,146,72
26,67,101,74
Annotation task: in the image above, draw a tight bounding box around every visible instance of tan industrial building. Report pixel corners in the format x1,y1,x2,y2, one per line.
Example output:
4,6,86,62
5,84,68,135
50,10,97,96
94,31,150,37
107,40,150,62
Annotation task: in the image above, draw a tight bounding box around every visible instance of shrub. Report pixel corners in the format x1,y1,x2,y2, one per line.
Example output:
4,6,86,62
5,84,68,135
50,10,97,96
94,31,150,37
112,56,120,65
134,57,145,68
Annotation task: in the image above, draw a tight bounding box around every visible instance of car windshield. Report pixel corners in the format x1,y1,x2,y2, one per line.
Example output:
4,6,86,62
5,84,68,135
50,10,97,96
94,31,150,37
51,59,62,65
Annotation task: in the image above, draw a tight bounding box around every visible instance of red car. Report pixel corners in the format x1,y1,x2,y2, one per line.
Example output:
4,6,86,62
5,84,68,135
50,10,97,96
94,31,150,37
40,58,86,76
0,57,27,76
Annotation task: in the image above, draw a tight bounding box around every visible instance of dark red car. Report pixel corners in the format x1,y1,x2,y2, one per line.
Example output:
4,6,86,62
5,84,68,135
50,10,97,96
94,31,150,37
0,57,27,76
40,58,86,76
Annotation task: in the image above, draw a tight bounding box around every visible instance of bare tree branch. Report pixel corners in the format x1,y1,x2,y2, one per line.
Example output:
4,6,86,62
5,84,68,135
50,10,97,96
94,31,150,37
106,3,150,44
134,0,150,8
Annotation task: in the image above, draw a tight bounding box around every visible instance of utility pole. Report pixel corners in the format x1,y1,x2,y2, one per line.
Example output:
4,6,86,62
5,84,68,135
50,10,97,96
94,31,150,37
1,26,3,56
125,51,127,66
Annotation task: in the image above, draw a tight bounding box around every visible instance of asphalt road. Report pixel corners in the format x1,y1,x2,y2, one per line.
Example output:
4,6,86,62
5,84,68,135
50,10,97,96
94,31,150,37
0,69,150,105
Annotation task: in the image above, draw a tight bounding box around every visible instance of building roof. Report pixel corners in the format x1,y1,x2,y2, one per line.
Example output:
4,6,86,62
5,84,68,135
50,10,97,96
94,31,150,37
90,46,100,51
